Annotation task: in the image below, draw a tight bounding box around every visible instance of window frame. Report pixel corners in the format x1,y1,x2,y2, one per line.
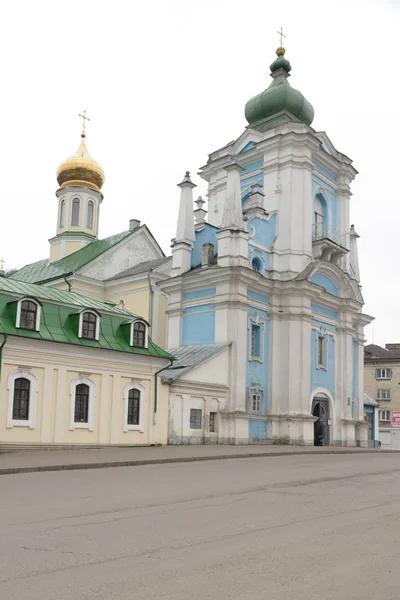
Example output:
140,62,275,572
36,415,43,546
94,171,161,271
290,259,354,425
71,197,80,226
376,389,391,401
130,320,149,349
378,410,391,422
7,369,38,429
79,310,100,341
209,411,217,433
316,330,328,370
87,199,94,229
248,315,265,363
247,385,264,414
16,297,41,331
69,376,96,431
376,368,392,380
123,381,146,432
190,408,202,430
59,199,66,228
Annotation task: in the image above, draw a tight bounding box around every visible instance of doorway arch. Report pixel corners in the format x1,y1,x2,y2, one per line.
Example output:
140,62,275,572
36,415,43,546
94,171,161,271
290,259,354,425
312,394,331,446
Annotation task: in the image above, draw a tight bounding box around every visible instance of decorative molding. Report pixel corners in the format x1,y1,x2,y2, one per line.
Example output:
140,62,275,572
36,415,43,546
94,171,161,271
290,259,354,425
7,369,39,429
69,376,96,431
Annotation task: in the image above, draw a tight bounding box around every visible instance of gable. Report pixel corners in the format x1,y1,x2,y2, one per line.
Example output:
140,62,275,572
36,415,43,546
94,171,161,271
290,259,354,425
179,348,230,386
79,228,163,281
311,273,339,297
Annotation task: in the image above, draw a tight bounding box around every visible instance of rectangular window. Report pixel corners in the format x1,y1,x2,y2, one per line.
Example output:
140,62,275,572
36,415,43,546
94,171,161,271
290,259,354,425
376,368,392,380
376,389,391,401
209,412,216,433
317,334,326,368
190,408,202,430
379,410,391,422
248,387,264,414
250,324,261,360
252,392,262,412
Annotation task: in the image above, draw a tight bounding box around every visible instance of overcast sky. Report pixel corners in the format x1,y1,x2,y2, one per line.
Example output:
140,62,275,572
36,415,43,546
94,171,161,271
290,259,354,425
0,0,398,345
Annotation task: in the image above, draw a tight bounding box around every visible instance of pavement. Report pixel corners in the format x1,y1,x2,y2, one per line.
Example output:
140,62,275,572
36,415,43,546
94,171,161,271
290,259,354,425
1,452,400,599
0,443,386,475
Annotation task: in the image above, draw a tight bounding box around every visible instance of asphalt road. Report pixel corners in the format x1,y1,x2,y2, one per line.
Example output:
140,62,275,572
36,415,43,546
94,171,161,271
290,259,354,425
1,453,400,600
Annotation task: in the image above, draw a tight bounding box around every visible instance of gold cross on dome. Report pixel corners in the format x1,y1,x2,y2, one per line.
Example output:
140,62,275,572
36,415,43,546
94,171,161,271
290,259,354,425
79,109,90,134
277,26,286,47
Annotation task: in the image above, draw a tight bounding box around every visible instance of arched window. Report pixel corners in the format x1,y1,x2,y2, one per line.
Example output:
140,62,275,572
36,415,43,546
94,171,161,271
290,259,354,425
314,196,324,228
19,300,39,330
81,312,98,340
7,369,38,428
127,388,140,425
87,200,94,229
251,257,262,273
131,321,147,348
123,382,146,431
71,198,80,226
74,383,89,423
12,378,30,420
59,199,65,228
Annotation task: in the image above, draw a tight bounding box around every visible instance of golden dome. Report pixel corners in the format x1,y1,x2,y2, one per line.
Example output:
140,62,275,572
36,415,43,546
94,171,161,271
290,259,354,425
56,134,105,192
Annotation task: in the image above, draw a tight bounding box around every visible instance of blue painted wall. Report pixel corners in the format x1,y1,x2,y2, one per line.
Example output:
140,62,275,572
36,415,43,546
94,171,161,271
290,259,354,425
248,420,268,439
312,319,337,333
239,141,257,153
248,289,270,305
183,288,216,301
182,304,215,345
310,329,335,397
312,174,337,229
352,340,357,418
248,214,277,248
311,303,338,320
314,163,337,182
311,273,339,297
241,160,264,199
191,224,219,268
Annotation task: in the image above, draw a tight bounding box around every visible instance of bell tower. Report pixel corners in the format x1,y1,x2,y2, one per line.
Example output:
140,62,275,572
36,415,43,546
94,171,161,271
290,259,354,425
49,112,105,263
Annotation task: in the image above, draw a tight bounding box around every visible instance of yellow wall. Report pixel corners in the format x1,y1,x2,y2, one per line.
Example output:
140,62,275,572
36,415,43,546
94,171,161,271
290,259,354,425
0,342,169,446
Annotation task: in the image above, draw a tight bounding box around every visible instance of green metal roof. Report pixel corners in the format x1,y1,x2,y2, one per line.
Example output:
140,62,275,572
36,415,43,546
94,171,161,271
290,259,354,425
10,228,139,284
0,277,173,359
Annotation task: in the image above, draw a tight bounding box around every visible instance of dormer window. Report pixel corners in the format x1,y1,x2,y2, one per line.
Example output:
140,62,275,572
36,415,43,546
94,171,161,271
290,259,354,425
131,320,148,348
17,298,41,331
79,311,100,340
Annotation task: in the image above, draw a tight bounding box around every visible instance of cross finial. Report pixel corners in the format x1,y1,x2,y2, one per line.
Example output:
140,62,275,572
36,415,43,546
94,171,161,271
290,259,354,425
0,259,4,270
79,109,90,137
277,26,286,47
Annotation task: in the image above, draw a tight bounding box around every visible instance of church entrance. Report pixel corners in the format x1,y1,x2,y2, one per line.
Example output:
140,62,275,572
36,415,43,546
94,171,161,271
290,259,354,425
312,396,330,446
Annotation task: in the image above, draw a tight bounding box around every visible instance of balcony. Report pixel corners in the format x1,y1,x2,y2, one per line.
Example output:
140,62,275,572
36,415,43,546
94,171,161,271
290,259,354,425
312,222,349,262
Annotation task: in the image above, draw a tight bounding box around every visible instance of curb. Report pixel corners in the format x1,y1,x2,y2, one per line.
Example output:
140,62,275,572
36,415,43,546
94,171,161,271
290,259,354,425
0,448,390,476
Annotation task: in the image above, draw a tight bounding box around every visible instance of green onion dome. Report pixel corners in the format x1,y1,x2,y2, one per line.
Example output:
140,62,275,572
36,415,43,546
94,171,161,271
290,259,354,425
245,47,314,128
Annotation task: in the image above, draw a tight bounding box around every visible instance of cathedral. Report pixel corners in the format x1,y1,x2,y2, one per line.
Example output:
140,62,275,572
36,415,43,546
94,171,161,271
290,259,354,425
2,43,373,448
160,45,373,446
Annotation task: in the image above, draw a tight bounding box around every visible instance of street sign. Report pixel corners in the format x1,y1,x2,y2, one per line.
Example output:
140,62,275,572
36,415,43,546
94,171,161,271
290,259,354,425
392,412,400,427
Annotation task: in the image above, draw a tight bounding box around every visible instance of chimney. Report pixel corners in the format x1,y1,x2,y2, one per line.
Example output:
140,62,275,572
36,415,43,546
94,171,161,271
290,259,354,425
201,243,214,268
129,219,141,230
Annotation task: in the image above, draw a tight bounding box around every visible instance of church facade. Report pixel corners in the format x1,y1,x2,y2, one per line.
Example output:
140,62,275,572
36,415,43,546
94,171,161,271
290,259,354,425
161,46,373,446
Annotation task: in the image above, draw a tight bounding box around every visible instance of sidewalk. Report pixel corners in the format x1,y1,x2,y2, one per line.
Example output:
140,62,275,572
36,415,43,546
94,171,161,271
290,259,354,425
0,443,388,476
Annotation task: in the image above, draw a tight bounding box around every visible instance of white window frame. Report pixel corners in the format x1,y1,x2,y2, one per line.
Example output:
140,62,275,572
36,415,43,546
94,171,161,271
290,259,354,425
316,330,328,370
248,315,265,363
376,368,392,380
16,297,41,331
247,384,264,414
378,410,391,422
7,369,38,429
69,376,96,431
78,310,100,341
130,320,149,349
123,381,146,432
376,389,391,401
